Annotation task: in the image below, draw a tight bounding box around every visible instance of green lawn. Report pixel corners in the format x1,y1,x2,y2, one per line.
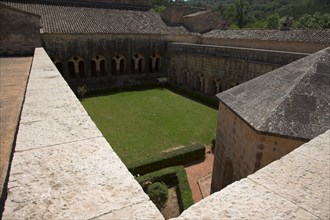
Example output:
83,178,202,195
81,89,218,167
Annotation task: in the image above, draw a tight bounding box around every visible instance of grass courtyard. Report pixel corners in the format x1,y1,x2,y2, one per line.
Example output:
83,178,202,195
81,89,218,168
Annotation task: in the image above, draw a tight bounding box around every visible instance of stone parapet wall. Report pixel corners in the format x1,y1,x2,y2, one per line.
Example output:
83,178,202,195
2,48,163,219
172,130,330,219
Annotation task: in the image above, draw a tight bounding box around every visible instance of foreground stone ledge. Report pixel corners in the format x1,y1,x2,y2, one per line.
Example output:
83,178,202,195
3,48,163,219
172,130,330,220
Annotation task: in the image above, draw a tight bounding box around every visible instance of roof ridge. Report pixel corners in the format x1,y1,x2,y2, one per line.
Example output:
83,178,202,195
258,49,329,138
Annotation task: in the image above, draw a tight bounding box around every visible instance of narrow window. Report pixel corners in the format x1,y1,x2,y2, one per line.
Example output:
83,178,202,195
91,60,97,77
131,58,135,74
68,61,75,78
155,58,160,72
111,59,117,74
100,60,105,76
120,59,125,74
138,58,143,73
55,62,63,74
78,61,85,77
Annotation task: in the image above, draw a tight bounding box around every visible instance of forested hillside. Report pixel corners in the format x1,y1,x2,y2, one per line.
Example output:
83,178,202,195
154,0,330,29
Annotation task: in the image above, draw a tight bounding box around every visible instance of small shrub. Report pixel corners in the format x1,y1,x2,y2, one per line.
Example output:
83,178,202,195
77,84,88,98
147,182,168,209
211,138,216,153
136,166,194,211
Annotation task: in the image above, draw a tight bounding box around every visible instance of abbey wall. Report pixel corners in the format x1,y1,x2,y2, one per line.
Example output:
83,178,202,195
167,43,307,95
210,102,305,192
42,34,198,90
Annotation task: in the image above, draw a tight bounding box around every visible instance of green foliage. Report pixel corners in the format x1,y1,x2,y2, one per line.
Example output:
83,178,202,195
81,89,217,169
154,5,167,13
136,166,194,211
266,13,280,29
209,0,330,29
251,19,266,29
151,0,171,7
294,12,330,29
147,182,169,209
129,143,205,175
234,0,250,28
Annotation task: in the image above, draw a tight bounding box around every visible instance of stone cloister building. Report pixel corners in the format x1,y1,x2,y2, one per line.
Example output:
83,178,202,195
1,0,330,219
1,0,329,92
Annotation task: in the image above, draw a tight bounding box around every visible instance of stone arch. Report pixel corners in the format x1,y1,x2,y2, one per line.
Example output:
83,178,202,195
222,158,234,189
68,56,85,78
149,54,161,73
193,73,201,91
169,63,178,83
198,74,205,92
91,55,106,77
100,60,105,75
206,77,217,96
181,70,188,86
68,61,75,78
91,60,97,77
131,54,144,73
214,78,222,94
51,58,63,74
112,55,126,75
78,61,85,77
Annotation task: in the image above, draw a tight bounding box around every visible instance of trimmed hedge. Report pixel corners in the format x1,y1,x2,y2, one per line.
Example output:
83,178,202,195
128,143,205,176
167,84,219,109
136,166,194,211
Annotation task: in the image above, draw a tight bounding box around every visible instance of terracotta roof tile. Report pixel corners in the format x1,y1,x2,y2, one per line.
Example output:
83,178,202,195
1,0,190,34
204,29,330,44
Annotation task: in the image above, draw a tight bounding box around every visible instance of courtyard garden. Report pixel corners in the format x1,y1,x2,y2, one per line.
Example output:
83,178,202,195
81,88,217,169
81,88,217,217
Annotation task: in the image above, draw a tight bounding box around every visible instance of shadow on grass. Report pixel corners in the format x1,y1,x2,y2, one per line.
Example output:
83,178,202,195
78,82,219,110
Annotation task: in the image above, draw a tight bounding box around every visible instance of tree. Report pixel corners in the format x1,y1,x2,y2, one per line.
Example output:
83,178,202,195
266,13,280,29
295,12,330,29
234,0,250,28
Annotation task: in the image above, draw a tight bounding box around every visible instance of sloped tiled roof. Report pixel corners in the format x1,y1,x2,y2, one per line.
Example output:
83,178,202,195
217,47,330,140
1,0,190,34
204,29,330,44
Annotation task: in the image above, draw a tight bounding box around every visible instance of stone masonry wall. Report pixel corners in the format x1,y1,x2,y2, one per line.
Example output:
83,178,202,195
2,48,163,219
161,5,204,26
0,4,42,56
167,43,307,96
42,33,198,91
173,130,329,219
210,102,305,192
183,11,225,33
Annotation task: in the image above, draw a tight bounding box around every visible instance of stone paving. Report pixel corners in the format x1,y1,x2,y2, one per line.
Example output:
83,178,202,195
184,149,214,203
0,57,32,200
2,48,163,219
